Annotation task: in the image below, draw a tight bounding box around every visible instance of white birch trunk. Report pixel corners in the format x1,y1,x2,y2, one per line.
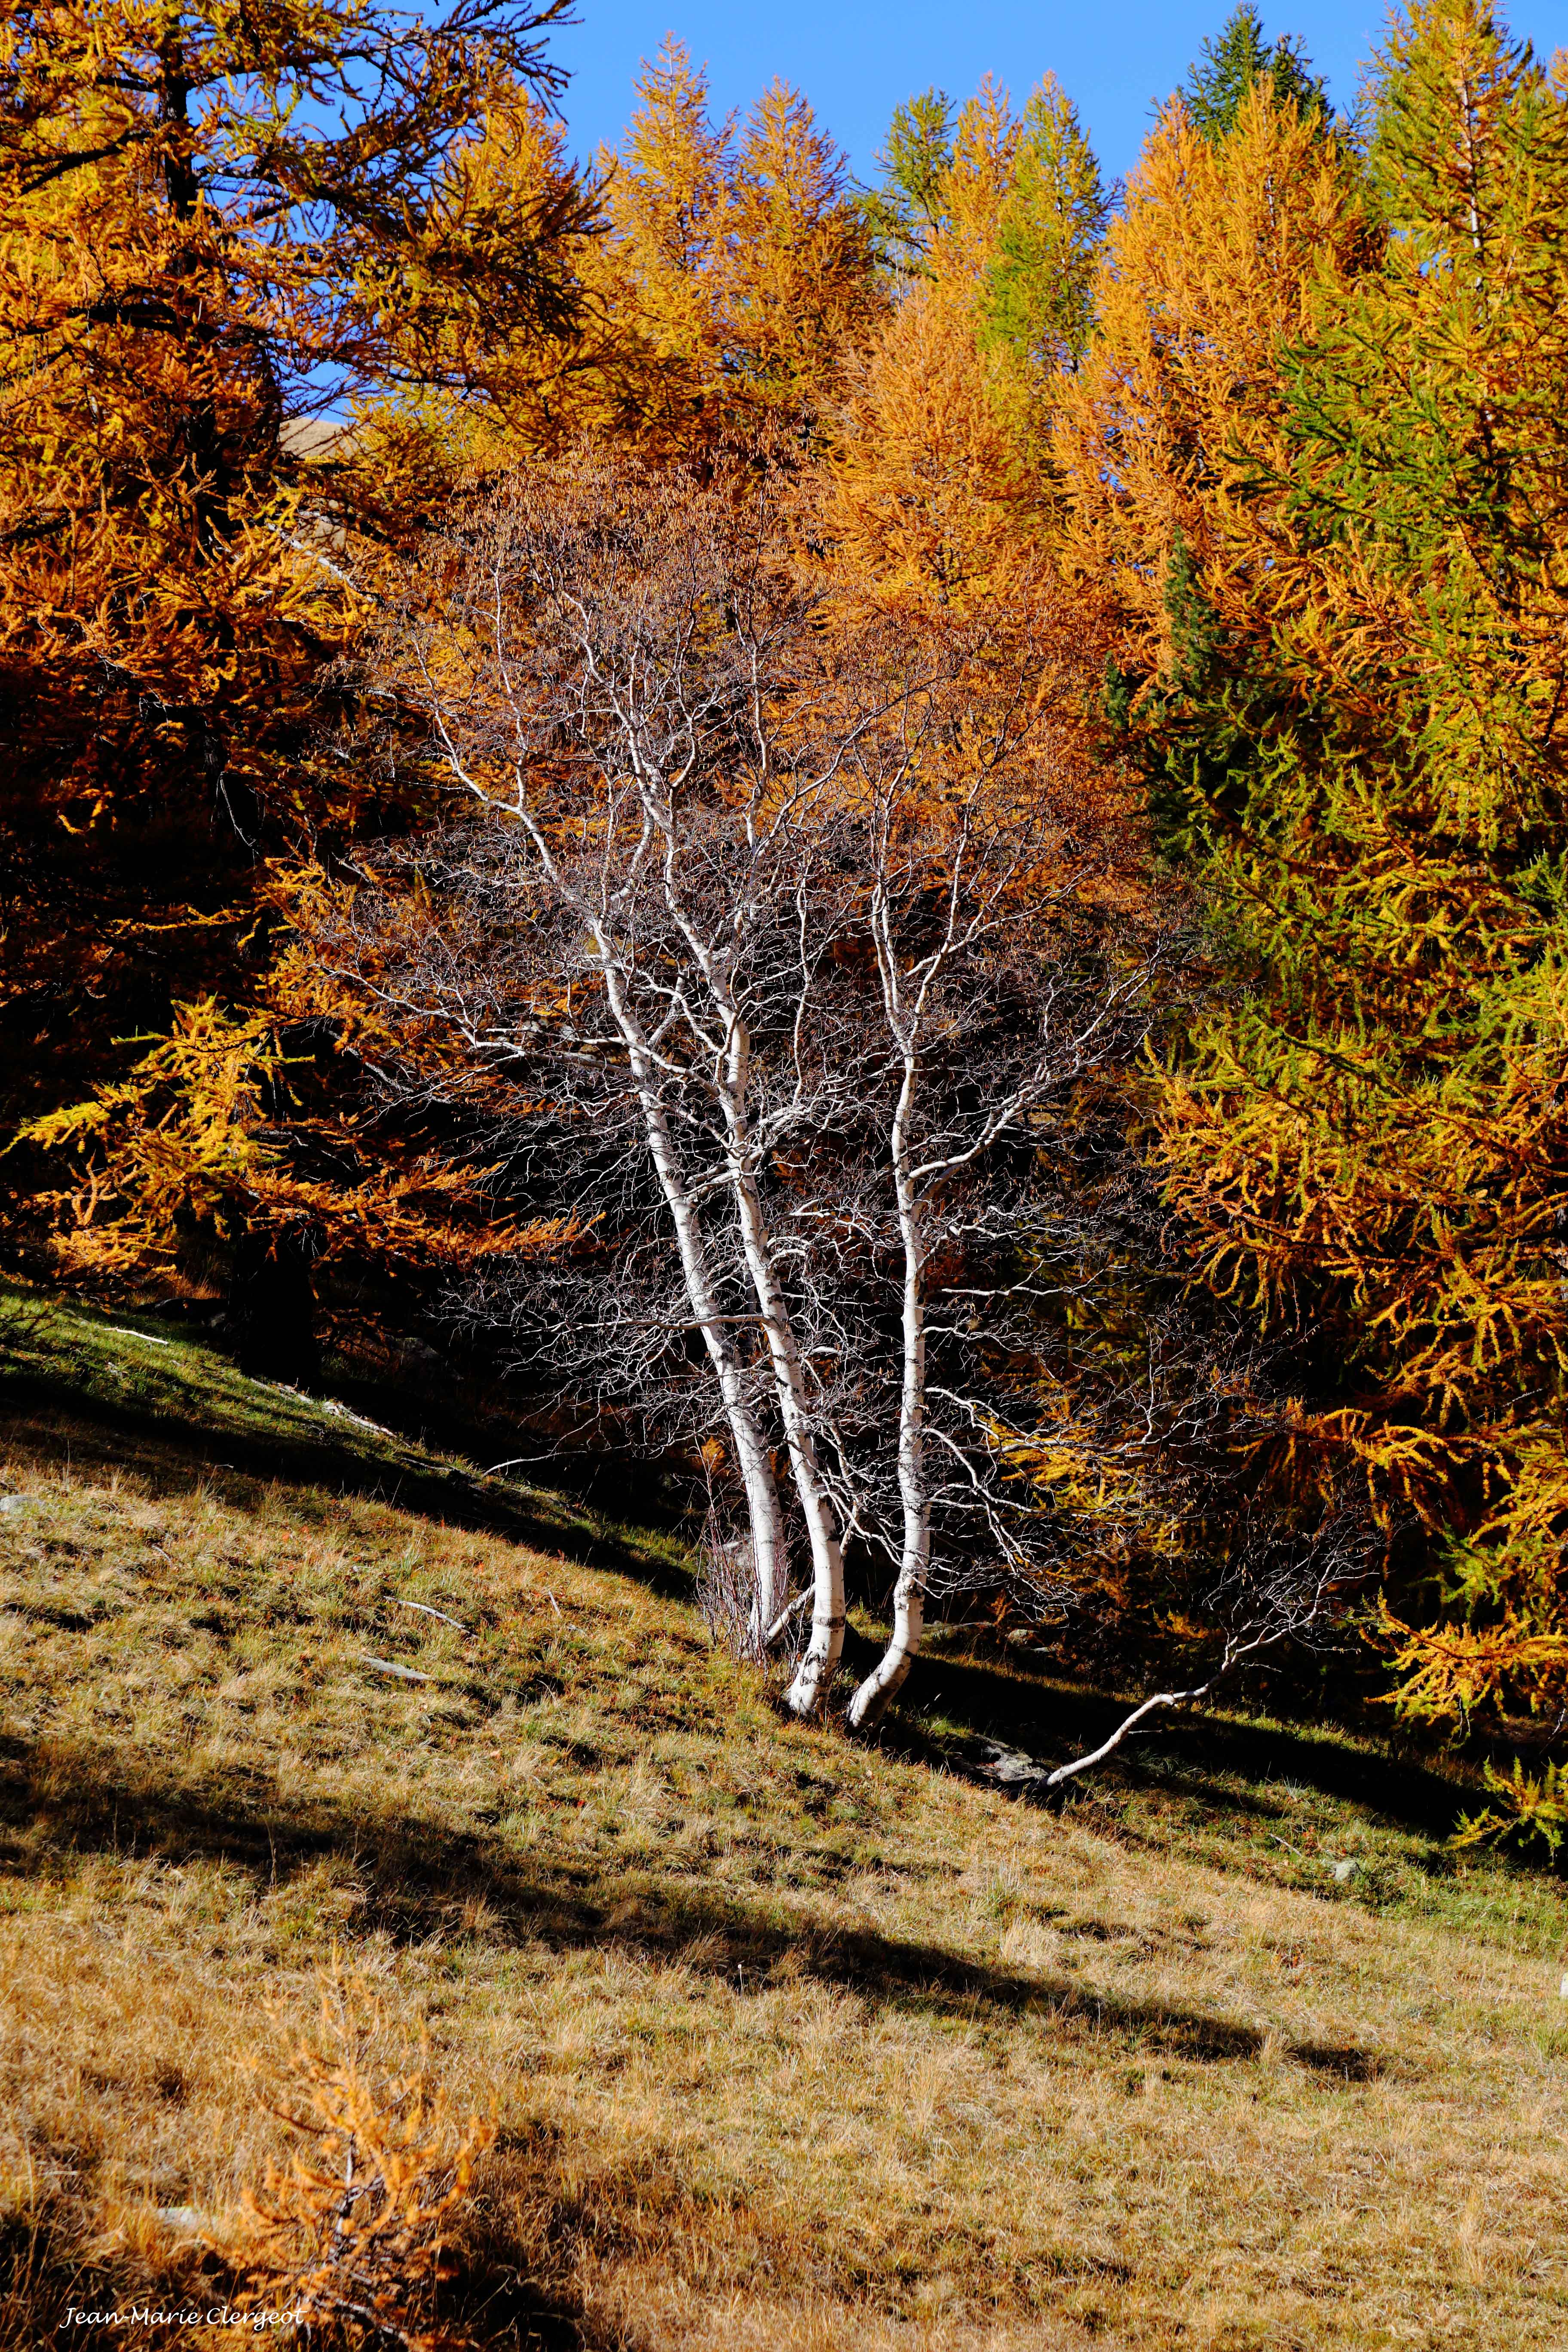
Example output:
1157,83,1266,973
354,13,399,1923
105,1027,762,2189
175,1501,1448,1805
451,714,794,1644
700,979,845,1713
728,1155,846,1714
594,947,791,1635
848,1052,929,1727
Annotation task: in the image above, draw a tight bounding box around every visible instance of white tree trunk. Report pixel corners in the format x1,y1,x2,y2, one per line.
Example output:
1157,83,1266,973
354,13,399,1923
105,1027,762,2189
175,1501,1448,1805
728,1156,846,1715
594,949,790,1634
849,1055,929,1728
701,986,845,1714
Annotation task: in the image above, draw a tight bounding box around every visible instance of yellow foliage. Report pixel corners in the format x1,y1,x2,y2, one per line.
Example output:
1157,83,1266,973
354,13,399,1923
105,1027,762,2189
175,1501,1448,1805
822,285,1033,608
823,72,1109,617
583,40,881,457
15,992,564,1295
1052,82,1372,678
227,1964,496,2352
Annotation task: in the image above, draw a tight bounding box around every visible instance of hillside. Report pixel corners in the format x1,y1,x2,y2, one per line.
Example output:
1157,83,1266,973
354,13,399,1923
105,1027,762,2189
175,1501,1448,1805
1,1289,1566,2350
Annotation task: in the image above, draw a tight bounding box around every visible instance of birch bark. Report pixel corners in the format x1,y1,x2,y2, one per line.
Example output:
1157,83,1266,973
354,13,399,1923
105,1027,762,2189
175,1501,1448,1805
594,948,791,1638
847,1047,928,1726
673,933,847,1713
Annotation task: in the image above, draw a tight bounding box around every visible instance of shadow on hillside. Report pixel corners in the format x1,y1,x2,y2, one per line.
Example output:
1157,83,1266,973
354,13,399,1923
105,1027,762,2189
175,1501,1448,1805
0,1378,690,1600
0,2210,587,2352
0,1731,1393,2084
876,1642,1474,1844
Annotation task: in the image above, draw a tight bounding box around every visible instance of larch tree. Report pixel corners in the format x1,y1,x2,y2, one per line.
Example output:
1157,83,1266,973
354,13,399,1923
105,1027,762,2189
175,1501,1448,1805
824,76,1106,609
586,40,880,459
1059,0,1568,1842
1,0,593,1358
1050,66,1370,688
0,0,593,873
724,81,883,420
581,39,734,454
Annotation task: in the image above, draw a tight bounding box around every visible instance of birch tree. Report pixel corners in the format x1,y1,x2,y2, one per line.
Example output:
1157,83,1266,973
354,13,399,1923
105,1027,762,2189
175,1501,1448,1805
337,459,1166,1718
827,783,1164,1727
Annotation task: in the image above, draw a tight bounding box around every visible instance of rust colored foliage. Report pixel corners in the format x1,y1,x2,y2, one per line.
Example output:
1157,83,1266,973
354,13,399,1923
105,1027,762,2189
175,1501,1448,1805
817,71,1142,941
0,0,593,881
825,81,1052,611
1052,80,1375,678
227,1969,496,2352
819,68,1124,850
0,0,596,1332
15,971,562,1375
1054,1,1568,1835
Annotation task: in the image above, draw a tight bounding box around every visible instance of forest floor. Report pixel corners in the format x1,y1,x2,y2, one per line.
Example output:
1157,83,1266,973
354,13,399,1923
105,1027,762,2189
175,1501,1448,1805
2,1286,1565,2352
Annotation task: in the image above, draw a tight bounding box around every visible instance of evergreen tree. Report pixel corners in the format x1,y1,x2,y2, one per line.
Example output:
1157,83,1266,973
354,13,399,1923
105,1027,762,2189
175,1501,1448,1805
980,75,1110,381
861,88,955,276
1182,4,1331,142
976,75,1111,466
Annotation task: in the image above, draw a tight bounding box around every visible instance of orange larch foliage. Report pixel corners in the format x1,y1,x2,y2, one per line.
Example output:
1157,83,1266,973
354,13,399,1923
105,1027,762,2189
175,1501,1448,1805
0,0,592,1347
823,81,1029,611
585,40,881,458
816,74,1131,897
1053,3,1568,1844
1051,80,1374,682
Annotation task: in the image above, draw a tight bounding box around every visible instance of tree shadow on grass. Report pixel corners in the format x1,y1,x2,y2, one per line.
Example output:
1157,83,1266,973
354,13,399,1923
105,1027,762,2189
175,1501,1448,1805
0,1730,1392,2080
1,1302,1464,1846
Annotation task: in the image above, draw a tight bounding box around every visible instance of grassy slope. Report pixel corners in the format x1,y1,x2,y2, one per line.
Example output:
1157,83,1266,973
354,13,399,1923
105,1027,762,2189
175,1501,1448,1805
2,1289,1566,2351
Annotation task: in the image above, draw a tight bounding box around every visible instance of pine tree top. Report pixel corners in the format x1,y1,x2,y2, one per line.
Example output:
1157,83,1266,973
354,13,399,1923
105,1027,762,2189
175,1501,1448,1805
1182,5,1331,141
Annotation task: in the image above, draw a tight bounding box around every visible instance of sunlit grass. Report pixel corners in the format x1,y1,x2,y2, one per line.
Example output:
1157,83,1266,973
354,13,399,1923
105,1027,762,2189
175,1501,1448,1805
2,1298,1566,2348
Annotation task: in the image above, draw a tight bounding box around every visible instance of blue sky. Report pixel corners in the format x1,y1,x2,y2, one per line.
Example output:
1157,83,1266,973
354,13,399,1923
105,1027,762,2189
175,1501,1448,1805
551,0,1568,187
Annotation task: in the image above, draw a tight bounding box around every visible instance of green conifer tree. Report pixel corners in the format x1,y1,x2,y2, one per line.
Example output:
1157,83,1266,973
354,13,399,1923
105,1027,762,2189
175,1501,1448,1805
862,88,955,276
979,75,1110,383
1182,4,1331,141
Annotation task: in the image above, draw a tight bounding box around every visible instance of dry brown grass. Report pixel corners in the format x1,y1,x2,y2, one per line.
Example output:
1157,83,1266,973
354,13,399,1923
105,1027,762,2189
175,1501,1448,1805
2,1365,1567,2348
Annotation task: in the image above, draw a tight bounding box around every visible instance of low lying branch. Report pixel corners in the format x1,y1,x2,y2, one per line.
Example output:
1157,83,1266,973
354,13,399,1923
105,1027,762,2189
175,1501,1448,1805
1045,1672,1231,1787
1043,1510,1379,1788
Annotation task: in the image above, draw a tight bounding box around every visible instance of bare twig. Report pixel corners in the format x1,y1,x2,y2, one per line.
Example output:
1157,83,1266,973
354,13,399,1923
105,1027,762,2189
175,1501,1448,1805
398,1598,466,1631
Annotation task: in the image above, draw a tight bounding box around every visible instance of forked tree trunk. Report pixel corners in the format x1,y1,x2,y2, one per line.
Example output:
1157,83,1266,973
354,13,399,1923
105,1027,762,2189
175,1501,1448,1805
701,986,846,1715
594,946,791,1633
731,1164,846,1715
445,732,799,1650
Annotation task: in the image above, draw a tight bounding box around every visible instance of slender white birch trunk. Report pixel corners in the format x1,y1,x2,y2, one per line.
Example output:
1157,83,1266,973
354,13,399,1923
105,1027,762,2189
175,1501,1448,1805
698,975,845,1712
594,946,790,1635
848,1050,930,1727
456,715,793,1639
727,1154,846,1714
